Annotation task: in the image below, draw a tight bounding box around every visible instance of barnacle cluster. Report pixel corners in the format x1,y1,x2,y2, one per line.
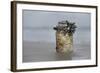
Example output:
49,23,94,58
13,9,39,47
53,20,77,53
54,20,77,35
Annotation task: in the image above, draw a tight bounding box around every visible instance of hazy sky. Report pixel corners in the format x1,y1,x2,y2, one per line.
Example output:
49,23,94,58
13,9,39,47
23,10,91,29
22,10,91,42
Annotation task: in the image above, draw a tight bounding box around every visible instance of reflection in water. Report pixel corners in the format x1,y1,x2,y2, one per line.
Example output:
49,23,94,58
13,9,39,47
54,52,72,60
23,41,90,62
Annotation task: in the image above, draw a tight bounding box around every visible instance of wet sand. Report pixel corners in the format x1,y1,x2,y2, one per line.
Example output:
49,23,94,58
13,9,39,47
23,41,91,62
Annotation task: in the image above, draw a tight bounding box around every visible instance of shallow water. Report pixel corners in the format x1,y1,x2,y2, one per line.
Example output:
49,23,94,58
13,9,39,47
23,28,91,62
23,41,90,62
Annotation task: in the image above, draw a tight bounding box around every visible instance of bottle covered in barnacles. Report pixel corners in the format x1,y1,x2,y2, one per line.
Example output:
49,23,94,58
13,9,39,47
53,20,77,54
